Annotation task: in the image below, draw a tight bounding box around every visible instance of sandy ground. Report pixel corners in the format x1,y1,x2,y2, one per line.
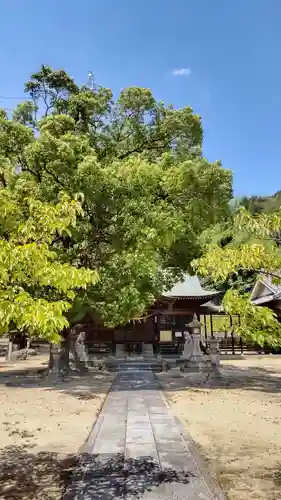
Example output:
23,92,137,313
0,354,49,372
0,355,114,500
158,356,281,500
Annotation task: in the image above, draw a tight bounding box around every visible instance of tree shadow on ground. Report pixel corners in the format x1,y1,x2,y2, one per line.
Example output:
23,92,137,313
0,369,115,401
0,446,194,500
0,362,281,397
63,452,194,499
273,463,281,487
157,363,281,394
0,445,77,500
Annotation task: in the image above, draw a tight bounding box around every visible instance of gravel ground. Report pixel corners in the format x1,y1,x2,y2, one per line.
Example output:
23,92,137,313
158,356,281,500
0,357,114,500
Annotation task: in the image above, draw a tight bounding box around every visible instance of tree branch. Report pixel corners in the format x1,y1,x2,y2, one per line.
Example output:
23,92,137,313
17,154,42,183
42,82,51,117
240,268,281,281
43,166,65,187
117,133,172,160
21,164,42,183
0,172,7,187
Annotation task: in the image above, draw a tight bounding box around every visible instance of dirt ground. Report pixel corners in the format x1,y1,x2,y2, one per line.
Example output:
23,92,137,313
158,356,281,500
0,355,114,500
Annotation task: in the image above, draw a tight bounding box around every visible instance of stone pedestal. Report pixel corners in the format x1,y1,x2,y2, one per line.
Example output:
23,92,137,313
142,343,154,358
180,333,206,373
189,333,204,363
6,340,13,361
49,343,68,377
76,337,89,368
68,327,89,373
208,338,220,373
181,331,193,360
115,343,126,358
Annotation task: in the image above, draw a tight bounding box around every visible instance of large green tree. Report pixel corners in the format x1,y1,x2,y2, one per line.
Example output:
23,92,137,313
1,65,232,332
193,208,281,347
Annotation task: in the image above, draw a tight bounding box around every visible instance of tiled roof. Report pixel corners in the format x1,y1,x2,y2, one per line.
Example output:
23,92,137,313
251,275,281,305
163,275,220,299
200,300,224,313
263,276,281,294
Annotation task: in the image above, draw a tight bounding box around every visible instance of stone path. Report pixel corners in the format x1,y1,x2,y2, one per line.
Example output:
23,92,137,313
64,371,225,499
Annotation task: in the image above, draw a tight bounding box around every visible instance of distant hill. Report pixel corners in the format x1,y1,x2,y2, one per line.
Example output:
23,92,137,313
240,190,281,214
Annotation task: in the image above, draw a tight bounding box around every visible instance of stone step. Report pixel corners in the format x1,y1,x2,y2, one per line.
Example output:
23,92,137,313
158,342,184,356
106,360,162,372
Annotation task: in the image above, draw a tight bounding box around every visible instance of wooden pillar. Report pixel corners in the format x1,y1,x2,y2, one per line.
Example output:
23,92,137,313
204,314,208,341
154,314,160,340
230,315,235,355
238,315,243,354
210,314,214,339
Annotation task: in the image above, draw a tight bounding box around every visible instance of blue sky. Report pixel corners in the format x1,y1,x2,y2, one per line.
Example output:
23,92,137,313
0,0,280,196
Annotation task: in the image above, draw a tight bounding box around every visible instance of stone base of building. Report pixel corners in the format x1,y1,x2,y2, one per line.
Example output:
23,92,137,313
179,360,209,373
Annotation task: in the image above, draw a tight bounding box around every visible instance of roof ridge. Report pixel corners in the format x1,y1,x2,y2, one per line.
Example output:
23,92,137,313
163,274,219,299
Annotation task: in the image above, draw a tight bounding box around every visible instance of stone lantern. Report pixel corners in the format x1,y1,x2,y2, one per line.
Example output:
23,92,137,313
208,337,221,373
180,314,204,371
187,314,202,335
186,314,204,363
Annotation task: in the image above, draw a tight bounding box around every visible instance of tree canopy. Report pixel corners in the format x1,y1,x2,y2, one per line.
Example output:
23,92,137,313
239,191,281,215
193,207,281,346
0,65,232,335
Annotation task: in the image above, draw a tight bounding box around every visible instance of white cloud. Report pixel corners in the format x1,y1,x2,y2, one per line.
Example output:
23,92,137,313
172,68,192,77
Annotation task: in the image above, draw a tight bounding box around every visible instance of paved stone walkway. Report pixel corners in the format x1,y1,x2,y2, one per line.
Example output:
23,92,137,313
64,372,225,499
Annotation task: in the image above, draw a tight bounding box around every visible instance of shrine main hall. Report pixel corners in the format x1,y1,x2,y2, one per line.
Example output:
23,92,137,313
83,275,221,358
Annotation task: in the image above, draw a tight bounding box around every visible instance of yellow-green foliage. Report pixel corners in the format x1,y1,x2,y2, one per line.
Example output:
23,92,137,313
194,208,281,346
200,314,239,335
0,189,98,342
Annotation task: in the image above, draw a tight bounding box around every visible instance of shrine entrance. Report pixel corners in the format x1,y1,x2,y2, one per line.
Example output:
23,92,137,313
113,319,155,357
124,342,142,356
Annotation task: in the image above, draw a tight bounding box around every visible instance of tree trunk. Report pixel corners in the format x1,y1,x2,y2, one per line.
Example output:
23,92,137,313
47,328,89,379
